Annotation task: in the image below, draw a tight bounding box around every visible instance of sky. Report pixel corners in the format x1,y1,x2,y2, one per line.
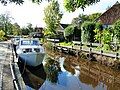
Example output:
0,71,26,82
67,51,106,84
0,0,120,27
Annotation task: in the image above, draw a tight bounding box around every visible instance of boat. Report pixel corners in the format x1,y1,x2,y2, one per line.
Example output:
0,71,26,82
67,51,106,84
16,38,45,67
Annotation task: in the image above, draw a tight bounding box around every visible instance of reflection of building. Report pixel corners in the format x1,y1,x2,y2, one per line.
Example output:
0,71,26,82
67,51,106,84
63,55,120,90
78,60,120,90
96,1,120,27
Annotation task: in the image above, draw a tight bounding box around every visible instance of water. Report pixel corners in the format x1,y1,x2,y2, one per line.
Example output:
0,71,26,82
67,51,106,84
19,50,120,90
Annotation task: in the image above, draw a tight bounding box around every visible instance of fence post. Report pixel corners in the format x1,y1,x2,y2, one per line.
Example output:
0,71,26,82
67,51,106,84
115,53,119,60
100,50,103,64
80,42,82,51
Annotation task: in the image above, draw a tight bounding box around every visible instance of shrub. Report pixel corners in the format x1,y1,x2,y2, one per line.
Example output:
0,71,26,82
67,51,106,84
81,21,95,43
64,25,75,42
0,30,5,41
102,44,110,51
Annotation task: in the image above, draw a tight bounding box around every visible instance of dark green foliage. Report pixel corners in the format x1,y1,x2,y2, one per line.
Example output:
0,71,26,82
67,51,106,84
81,21,95,43
64,25,74,37
21,28,30,35
89,13,102,21
21,23,34,35
95,22,103,30
113,19,120,42
64,25,75,42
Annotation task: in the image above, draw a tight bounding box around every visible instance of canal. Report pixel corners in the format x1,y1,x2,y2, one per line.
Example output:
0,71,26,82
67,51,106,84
19,49,120,90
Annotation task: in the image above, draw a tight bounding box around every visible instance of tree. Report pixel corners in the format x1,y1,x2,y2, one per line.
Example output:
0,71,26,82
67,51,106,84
1,0,100,12
64,0,100,12
0,14,13,36
81,21,95,43
44,0,62,37
21,27,29,35
12,23,21,36
27,23,34,33
88,13,101,21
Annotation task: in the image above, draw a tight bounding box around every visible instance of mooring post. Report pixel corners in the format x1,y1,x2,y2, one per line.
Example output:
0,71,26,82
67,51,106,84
89,47,92,60
115,53,119,60
53,39,55,51
80,42,82,51
100,50,103,64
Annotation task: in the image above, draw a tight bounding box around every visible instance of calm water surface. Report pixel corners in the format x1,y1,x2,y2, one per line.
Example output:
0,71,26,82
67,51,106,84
20,50,120,90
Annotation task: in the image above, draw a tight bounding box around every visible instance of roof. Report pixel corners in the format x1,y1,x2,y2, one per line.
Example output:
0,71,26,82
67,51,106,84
96,1,120,25
60,24,69,29
57,24,70,32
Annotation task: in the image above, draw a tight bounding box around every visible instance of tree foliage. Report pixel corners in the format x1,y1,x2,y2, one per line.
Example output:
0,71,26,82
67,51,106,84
101,28,111,44
44,0,62,36
64,25,74,37
89,13,101,21
12,23,21,35
64,25,75,42
64,0,100,12
94,22,103,43
1,0,100,12
0,0,24,5
21,23,34,35
0,14,13,36
0,30,5,41
113,19,120,42
81,21,95,43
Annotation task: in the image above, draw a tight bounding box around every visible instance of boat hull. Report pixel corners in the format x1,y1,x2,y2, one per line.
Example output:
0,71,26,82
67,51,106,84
18,52,45,67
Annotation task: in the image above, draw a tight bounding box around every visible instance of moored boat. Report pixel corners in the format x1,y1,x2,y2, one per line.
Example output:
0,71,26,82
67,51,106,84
16,38,45,66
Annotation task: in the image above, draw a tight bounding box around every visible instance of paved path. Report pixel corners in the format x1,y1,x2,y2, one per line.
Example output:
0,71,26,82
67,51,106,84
0,43,14,90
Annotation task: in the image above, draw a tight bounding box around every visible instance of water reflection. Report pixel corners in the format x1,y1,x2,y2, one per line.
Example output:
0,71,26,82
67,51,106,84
18,50,120,90
40,57,81,90
18,60,46,90
47,50,120,90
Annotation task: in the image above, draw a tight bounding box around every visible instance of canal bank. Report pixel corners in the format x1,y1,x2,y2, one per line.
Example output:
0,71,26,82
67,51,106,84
0,42,14,90
50,43,120,69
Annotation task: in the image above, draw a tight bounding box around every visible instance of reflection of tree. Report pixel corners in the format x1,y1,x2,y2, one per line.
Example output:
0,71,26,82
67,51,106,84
44,57,61,83
46,48,120,89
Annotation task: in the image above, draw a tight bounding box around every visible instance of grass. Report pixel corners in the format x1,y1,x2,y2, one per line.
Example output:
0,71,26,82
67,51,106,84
58,41,120,55
59,42,74,46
